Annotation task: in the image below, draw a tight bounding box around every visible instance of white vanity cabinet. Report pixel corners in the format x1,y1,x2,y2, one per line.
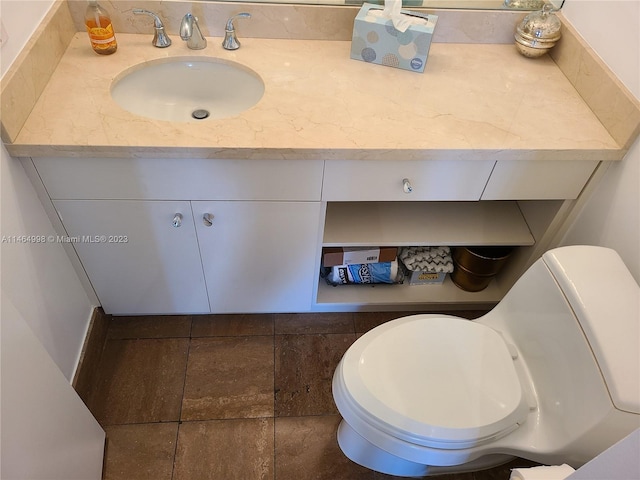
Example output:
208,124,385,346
29,155,602,314
53,199,209,315
193,201,321,313
32,157,324,315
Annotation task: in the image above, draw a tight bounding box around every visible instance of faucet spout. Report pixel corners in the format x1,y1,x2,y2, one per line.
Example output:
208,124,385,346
180,13,207,50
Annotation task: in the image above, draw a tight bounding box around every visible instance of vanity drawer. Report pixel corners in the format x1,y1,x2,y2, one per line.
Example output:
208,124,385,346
33,157,324,201
322,160,495,201
481,160,599,200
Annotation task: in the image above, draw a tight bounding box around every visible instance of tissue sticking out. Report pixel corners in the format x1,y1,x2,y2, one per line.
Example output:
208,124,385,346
366,0,429,33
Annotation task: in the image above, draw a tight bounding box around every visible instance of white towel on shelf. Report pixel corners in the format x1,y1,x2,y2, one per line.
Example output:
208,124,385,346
509,464,575,480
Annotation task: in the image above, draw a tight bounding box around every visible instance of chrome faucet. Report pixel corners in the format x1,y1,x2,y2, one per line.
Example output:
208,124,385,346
180,13,207,50
132,9,171,48
222,13,251,50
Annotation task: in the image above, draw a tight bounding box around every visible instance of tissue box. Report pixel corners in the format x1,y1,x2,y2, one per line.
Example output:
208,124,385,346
350,3,437,73
322,247,397,267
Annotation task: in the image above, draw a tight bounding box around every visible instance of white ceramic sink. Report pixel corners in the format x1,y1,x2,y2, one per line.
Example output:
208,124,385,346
111,57,264,122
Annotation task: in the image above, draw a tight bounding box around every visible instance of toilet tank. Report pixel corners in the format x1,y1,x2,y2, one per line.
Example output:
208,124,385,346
480,246,640,464
543,246,639,416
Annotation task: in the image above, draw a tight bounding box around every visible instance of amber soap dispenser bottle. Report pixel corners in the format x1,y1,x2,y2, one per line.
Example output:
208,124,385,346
85,0,117,55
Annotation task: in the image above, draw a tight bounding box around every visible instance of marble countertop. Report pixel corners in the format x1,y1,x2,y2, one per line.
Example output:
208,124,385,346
7,33,620,161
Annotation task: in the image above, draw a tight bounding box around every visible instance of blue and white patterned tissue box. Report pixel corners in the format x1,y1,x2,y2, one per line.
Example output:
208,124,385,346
350,3,438,73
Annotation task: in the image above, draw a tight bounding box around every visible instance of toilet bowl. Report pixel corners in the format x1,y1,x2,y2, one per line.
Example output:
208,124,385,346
333,246,640,477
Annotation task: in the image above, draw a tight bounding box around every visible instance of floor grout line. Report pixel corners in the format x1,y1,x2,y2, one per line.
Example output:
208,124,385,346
273,316,278,480
171,319,193,480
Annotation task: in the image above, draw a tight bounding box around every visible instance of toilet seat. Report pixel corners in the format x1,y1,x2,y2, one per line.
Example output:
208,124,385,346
337,315,529,449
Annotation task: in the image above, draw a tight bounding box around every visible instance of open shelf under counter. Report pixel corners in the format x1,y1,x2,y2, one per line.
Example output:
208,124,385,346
315,275,504,311
323,201,535,247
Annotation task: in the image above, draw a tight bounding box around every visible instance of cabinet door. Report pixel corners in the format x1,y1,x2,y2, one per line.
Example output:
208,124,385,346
54,200,209,315
193,201,321,313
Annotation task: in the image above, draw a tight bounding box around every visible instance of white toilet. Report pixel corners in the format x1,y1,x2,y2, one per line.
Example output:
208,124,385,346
333,246,640,477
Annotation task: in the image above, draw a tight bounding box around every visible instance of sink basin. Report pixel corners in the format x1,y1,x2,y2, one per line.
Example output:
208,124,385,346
111,57,264,122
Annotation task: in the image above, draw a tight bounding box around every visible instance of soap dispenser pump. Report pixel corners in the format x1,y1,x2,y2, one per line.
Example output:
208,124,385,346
85,0,117,55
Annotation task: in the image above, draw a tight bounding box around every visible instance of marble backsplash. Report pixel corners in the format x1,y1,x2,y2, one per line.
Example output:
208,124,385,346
64,0,522,43
0,0,76,143
549,19,640,151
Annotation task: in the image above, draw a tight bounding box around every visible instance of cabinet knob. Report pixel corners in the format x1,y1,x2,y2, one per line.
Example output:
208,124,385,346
172,213,183,228
203,213,214,227
402,178,413,194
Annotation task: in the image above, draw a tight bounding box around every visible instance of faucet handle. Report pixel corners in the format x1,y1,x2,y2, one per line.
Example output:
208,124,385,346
133,9,171,48
222,13,251,50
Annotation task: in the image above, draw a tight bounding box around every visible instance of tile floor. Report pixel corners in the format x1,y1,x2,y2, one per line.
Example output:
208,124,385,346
85,311,540,480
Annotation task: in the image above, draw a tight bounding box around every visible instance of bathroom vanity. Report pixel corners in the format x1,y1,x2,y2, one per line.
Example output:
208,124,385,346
3,3,638,315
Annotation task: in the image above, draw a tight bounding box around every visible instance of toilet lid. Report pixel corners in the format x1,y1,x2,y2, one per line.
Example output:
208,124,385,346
341,315,528,448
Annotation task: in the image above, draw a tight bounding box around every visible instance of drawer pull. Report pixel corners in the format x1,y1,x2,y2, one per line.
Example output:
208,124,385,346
402,178,413,194
203,213,214,227
172,213,183,228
